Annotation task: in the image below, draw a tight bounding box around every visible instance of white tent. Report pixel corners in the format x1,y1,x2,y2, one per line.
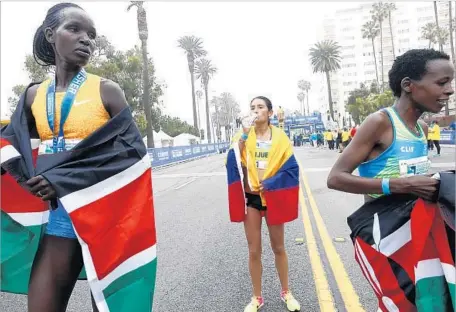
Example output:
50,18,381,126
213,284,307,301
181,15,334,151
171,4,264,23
173,133,201,146
143,130,173,148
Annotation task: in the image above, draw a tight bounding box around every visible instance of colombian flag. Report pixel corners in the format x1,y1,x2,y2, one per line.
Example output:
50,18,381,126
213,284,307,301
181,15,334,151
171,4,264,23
226,126,299,225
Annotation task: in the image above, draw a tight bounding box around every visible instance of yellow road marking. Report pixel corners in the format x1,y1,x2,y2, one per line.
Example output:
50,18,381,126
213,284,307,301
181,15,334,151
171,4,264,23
299,181,336,311
298,161,365,312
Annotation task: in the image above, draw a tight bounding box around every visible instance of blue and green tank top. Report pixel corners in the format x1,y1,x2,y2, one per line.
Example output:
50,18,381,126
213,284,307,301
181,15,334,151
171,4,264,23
358,107,430,198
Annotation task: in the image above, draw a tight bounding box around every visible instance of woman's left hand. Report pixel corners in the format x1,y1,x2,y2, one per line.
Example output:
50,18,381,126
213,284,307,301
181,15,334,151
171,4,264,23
26,175,57,201
259,180,264,192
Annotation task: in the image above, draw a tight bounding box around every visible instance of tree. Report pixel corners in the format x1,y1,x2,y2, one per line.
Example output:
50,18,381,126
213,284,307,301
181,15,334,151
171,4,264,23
297,80,311,116
371,2,388,91
346,84,393,124
210,96,221,141
127,1,155,148
211,92,240,140
345,83,372,125
7,55,53,114
385,3,397,59
86,44,164,136
158,115,199,137
309,40,341,121
434,1,443,52
196,89,203,135
449,1,456,98
177,35,207,129
297,92,305,116
421,22,438,48
362,20,380,87
8,37,165,137
195,58,217,143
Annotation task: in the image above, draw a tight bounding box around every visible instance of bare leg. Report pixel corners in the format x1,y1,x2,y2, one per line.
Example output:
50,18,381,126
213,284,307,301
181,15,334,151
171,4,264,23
28,235,84,312
243,207,263,297
267,222,289,292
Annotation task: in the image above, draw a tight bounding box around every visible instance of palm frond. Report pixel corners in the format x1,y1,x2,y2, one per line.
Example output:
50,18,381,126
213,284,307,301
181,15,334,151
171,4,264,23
309,40,341,74
177,35,207,58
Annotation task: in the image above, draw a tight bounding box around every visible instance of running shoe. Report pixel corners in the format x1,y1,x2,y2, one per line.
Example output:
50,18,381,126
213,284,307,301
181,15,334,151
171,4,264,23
244,296,264,312
281,290,301,311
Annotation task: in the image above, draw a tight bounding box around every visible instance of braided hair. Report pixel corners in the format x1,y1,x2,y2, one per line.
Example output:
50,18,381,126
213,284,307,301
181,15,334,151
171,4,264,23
33,2,83,66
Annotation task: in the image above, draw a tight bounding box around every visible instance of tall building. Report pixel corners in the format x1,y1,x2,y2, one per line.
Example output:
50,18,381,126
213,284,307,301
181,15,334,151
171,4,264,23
314,1,455,126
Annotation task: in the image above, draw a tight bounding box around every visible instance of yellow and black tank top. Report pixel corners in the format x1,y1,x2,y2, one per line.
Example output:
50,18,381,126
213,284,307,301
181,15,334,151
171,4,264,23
31,73,110,152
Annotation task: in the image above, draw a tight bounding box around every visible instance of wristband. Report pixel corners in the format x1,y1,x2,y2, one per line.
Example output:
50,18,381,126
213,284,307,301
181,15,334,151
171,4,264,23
241,133,248,141
381,178,391,195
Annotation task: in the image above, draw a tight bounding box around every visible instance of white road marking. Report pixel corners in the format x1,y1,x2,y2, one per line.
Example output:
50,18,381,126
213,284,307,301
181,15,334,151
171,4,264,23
174,178,197,190
155,172,226,179
153,162,454,179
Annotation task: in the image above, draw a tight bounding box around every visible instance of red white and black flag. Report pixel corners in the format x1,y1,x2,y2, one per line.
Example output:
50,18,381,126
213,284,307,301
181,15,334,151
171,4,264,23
348,187,455,312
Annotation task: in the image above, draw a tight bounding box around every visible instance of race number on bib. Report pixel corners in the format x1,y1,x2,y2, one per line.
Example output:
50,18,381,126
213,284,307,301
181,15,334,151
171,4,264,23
38,139,82,155
399,156,431,177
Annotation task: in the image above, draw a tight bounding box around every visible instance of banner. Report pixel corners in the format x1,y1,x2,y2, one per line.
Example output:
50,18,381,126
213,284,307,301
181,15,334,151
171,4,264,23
440,130,455,145
148,142,229,167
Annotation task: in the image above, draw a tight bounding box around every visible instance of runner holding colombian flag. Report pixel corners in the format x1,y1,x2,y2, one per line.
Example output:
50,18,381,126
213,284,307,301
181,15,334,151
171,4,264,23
226,96,301,312
1,3,157,312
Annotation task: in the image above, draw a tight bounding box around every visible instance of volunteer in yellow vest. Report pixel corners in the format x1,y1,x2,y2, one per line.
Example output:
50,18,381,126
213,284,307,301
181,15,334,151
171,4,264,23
429,120,441,156
22,3,130,311
238,96,300,312
277,106,285,129
427,122,434,151
326,129,334,150
340,127,350,152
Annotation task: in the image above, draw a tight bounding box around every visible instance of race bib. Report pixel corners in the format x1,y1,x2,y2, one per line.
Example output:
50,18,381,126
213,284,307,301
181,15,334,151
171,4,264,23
38,139,82,155
399,156,431,177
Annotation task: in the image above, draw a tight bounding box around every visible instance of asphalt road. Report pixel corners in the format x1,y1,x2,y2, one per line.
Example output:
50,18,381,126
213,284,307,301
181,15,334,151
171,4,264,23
1,145,454,312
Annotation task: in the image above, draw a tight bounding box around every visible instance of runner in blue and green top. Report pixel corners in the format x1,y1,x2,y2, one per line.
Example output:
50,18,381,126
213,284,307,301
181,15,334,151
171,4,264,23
327,49,454,310
328,49,454,203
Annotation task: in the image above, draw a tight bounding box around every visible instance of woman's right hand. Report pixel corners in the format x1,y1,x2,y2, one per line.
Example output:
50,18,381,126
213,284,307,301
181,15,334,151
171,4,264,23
392,175,439,201
241,114,257,134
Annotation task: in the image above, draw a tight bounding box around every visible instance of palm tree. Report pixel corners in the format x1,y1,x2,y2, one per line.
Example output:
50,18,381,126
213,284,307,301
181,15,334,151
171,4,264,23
297,92,305,116
421,22,438,48
177,36,207,129
297,80,311,116
210,96,221,141
195,58,217,143
371,2,388,91
127,1,154,148
385,3,397,58
362,21,380,86
196,89,203,137
450,2,455,62
434,1,443,52
309,40,341,121
449,1,456,99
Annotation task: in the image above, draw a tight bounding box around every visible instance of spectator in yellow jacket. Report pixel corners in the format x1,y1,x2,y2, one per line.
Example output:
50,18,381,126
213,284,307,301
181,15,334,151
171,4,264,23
429,121,441,156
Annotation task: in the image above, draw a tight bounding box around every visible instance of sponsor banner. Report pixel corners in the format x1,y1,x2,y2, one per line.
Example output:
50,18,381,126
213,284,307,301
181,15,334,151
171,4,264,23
270,114,322,126
439,130,455,145
148,143,229,167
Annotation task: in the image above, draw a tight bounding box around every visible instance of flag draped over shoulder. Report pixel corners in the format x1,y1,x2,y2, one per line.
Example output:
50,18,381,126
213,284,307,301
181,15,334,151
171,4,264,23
225,126,299,225
1,86,157,312
347,171,455,312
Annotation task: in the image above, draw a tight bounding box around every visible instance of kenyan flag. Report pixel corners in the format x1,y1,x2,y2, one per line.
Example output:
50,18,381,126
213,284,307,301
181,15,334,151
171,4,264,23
1,99,157,312
348,194,455,311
